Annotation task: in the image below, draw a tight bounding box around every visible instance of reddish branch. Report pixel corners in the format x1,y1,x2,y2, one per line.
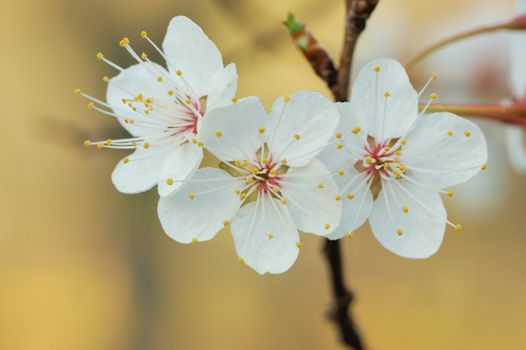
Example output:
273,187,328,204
285,1,379,349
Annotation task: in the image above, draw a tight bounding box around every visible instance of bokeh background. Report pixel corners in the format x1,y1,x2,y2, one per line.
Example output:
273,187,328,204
1,0,525,349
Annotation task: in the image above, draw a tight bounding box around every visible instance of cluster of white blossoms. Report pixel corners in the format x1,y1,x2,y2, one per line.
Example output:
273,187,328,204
80,16,488,273
506,0,526,173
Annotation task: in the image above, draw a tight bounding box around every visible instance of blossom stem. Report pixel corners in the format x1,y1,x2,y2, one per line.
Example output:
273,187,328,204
405,14,526,70
421,102,526,127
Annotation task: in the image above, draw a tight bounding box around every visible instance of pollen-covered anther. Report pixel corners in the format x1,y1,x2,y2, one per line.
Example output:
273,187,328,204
123,158,129,164
400,139,407,145
280,159,287,164
454,224,463,232
198,141,204,148
143,142,150,149
231,97,238,103
481,163,487,171
223,220,230,226
86,102,94,110
271,187,279,193
346,233,354,239
447,190,454,197
156,76,163,82
365,156,374,164
447,130,454,137
283,95,291,103
430,92,437,100
431,72,438,80
374,66,381,72
166,178,174,186
215,130,223,137
464,130,472,137
335,132,343,139
296,241,302,248
337,143,344,150
324,223,331,230
347,193,354,200
338,169,345,176
74,88,82,95
105,139,113,145
280,198,287,205
167,90,174,96
396,229,404,236
258,127,266,134
335,195,342,201
351,126,361,134
96,52,104,60
176,69,182,76
384,91,391,98
293,133,301,140
238,257,245,264
240,192,247,200
402,206,409,213
140,30,148,38
269,169,277,176
83,140,91,147
267,233,274,240
191,237,198,244
96,143,104,150
102,76,110,83
317,182,325,189
188,192,196,200
119,37,130,47
394,150,402,157
141,52,148,61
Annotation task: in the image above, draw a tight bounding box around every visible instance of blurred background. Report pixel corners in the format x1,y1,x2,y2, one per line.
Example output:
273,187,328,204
1,0,525,349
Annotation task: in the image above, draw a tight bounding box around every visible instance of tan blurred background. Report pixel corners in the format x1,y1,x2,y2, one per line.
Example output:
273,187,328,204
1,0,525,349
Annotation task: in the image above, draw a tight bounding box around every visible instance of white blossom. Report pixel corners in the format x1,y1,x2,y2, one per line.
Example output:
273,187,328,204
80,16,237,195
157,92,342,274
318,58,488,258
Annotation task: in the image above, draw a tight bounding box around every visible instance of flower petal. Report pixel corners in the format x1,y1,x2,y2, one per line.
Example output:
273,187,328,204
267,91,339,167
231,193,299,274
327,171,374,240
199,96,268,162
317,101,367,172
205,63,238,111
369,179,446,259
106,62,170,136
505,126,526,173
509,0,526,98
402,112,488,189
162,16,224,97
157,168,242,244
351,58,418,141
280,159,341,236
112,147,173,194
157,142,203,197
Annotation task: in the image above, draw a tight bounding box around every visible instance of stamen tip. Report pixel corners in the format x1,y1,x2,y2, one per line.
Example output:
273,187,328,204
119,37,130,47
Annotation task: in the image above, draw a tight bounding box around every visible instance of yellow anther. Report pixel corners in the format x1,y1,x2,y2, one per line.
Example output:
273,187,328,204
102,76,110,83
280,198,287,205
365,156,373,164
324,223,331,230
234,160,242,167
258,127,266,134
167,90,174,96
197,141,204,148
140,30,148,38
238,257,245,264
96,52,104,60
398,164,406,172
337,143,344,150
447,190,454,197
384,91,391,98
402,206,409,213
347,193,354,200
231,97,238,103
105,139,113,145
240,192,247,200
86,102,94,110
383,147,391,152
335,195,342,201
317,182,325,189
293,133,301,140
96,143,104,150
281,159,287,164
215,130,223,137
336,132,343,139
454,224,463,232
431,72,438,80
191,138,197,144
394,150,401,157
430,92,437,100
271,187,279,193
235,189,241,195
185,98,192,105
268,233,274,240
157,75,163,82
246,177,254,184
83,140,91,147
176,69,182,76
269,169,277,176
188,192,196,200
123,158,129,164
74,88,82,95
396,229,404,236
393,170,401,179
296,241,302,248
283,95,291,102
141,52,148,61
338,169,345,176
166,178,174,186
351,126,361,134
481,163,487,171
400,139,407,145
464,130,471,137
346,233,354,239
374,66,381,72
119,37,130,47
191,237,198,244
223,220,230,226
143,142,150,149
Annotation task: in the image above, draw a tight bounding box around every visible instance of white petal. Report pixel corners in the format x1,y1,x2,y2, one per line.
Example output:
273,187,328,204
106,62,170,136
327,171,374,240
112,147,173,194
158,142,203,197
205,63,238,111
351,58,418,141
505,126,526,173
369,179,446,259
280,159,341,236
199,96,268,161
267,91,339,167
162,16,224,97
317,101,367,172
157,168,242,244
509,0,526,98
231,193,299,274
402,112,488,189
